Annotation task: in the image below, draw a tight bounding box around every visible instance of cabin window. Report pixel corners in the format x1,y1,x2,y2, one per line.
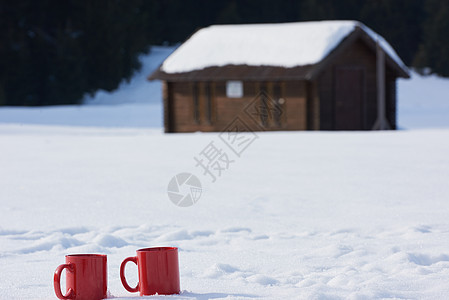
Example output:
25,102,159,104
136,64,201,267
193,83,200,124
226,81,243,98
205,83,212,124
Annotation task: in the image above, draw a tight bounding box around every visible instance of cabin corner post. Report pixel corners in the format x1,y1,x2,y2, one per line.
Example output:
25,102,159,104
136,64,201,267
388,78,397,130
372,41,391,130
162,81,172,133
313,81,320,130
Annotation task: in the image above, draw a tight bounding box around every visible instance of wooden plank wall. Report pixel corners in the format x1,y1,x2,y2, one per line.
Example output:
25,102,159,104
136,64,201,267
283,81,307,130
306,81,320,130
169,80,308,132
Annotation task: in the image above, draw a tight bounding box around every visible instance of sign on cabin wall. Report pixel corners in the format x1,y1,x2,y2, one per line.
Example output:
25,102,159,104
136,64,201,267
226,81,243,98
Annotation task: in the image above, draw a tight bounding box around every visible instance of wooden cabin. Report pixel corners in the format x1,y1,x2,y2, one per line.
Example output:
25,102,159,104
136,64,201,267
149,21,409,132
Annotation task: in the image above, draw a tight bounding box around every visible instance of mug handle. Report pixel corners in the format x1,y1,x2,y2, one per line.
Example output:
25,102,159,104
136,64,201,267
120,256,139,293
54,263,75,299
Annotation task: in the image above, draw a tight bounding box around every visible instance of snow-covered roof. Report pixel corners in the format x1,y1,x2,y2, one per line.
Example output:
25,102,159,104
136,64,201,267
160,20,407,74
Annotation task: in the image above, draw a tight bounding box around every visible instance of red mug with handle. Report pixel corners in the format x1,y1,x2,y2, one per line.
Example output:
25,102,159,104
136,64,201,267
120,247,180,296
54,254,107,300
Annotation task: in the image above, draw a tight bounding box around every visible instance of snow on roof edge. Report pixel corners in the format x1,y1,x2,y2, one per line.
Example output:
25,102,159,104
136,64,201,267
160,20,408,75
358,22,409,74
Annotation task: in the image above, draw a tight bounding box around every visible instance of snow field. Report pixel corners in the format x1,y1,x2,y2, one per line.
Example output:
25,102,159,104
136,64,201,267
1,45,449,299
1,127,449,299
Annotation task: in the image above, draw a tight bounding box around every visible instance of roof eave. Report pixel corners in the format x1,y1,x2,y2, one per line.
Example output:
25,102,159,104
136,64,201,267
356,26,410,79
306,26,410,80
305,27,363,80
148,64,316,82
148,67,163,81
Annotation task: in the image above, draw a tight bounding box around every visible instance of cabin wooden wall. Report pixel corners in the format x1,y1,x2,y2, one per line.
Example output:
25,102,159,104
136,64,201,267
166,80,309,132
283,81,307,130
317,38,396,130
164,37,399,132
306,81,320,130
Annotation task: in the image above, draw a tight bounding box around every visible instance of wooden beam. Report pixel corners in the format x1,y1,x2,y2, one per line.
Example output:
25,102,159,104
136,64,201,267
372,41,391,130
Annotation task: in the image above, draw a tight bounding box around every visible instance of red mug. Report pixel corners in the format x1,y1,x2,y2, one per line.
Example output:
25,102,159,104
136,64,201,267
54,254,107,300
120,247,180,295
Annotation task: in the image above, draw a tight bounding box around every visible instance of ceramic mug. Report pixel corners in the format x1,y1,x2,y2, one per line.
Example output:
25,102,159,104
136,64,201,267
120,247,180,295
54,254,107,300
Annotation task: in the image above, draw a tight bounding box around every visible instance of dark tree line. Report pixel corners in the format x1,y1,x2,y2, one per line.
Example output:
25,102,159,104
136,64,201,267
1,0,448,106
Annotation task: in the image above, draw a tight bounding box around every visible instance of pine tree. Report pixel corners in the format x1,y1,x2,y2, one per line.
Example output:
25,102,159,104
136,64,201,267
359,0,425,67
1,0,153,106
414,0,449,76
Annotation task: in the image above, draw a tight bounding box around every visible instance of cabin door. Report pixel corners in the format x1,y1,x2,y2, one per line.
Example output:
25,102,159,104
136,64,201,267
334,67,364,130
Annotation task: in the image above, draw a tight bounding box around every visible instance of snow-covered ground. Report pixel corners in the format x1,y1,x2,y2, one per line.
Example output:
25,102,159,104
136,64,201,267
1,46,449,299
398,72,449,129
